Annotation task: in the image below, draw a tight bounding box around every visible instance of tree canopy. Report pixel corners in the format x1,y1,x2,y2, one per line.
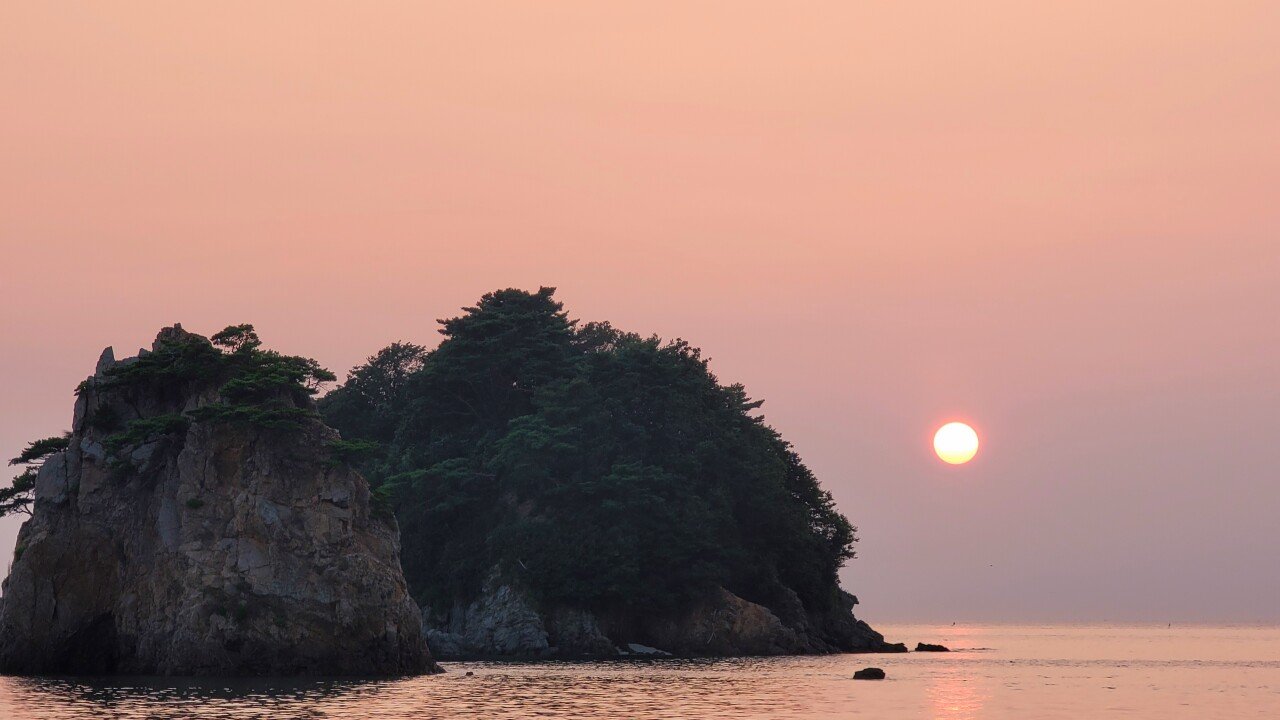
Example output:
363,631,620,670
3,326,338,502
1,433,71,518
320,288,857,619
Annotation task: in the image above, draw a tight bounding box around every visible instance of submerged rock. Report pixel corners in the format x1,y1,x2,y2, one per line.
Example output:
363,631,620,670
915,642,950,652
0,327,435,675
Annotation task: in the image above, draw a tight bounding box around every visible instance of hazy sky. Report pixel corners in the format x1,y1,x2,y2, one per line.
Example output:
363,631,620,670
3,2,1278,623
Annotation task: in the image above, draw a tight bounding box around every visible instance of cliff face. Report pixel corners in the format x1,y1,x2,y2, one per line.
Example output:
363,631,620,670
421,568,903,660
0,327,435,675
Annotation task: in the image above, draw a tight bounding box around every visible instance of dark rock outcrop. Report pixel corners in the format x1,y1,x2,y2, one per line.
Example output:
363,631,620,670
915,642,950,652
853,667,886,679
0,327,435,675
421,567,903,659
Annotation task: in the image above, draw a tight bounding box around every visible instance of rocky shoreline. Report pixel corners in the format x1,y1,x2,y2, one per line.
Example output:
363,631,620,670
420,570,905,660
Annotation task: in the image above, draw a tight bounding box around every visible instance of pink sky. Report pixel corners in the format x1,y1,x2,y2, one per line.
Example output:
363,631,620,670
2,2,1278,621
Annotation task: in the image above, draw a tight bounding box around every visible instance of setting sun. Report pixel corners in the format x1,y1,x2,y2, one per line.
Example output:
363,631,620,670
934,422,979,465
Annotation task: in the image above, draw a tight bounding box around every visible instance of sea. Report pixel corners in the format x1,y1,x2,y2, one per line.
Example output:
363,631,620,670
1,624,1276,719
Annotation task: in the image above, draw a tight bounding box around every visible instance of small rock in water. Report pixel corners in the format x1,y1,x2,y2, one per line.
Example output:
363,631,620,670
464,671,474,677
915,642,950,652
853,667,886,680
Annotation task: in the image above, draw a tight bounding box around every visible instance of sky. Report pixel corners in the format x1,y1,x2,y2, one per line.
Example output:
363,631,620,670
2,1,1278,623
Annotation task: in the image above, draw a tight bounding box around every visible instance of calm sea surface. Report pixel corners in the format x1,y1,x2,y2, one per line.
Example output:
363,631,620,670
1,624,1277,719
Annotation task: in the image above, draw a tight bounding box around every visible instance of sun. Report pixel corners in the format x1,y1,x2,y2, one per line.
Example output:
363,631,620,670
934,422,979,465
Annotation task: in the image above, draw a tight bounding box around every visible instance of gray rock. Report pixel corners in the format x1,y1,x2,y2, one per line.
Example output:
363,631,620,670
0,327,435,676
255,498,281,527
73,393,89,430
33,452,69,504
320,487,351,509
422,571,567,659
421,577,902,659
79,438,106,465
641,587,811,656
460,574,549,656
128,440,160,467
424,628,472,658
95,347,116,375
156,496,180,551
547,606,617,657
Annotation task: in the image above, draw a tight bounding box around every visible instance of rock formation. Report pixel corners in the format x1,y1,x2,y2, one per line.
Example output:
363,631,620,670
915,642,950,652
421,568,903,659
0,326,435,675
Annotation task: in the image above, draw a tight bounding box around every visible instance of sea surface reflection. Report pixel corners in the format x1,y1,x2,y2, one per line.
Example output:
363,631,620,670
1,625,1278,719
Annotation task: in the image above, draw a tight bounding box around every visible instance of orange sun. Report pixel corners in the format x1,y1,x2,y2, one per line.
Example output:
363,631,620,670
934,422,979,464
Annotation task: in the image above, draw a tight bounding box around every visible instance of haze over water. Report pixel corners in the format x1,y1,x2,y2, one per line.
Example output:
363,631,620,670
1,625,1276,719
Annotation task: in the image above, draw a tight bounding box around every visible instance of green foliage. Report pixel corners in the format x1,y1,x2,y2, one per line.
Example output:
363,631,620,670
0,467,38,518
318,342,427,448
104,414,190,454
219,351,335,401
4,433,73,518
185,498,205,510
210,324,262,353
321,288,858,620
101,324,333,400
102,334,225,388
326,439,380,466
88,324,335,468
9,434,71,466
185,403,316,430
86,404,124,434
369,481,398,518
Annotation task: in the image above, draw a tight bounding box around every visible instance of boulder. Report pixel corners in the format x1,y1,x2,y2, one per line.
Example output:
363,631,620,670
915,642,950,652
853,667,886,680
641,587,813,655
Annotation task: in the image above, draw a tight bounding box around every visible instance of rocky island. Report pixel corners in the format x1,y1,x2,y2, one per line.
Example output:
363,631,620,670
321,287,903,659
0,291,900,672
0,325,434,675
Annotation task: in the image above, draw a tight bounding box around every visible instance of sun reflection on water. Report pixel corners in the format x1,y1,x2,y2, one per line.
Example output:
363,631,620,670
927,670,990,720
921,625,991,720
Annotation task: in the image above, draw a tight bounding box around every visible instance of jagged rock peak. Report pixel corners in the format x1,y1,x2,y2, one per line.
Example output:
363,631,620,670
95,347,116,375
152,323,197,351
